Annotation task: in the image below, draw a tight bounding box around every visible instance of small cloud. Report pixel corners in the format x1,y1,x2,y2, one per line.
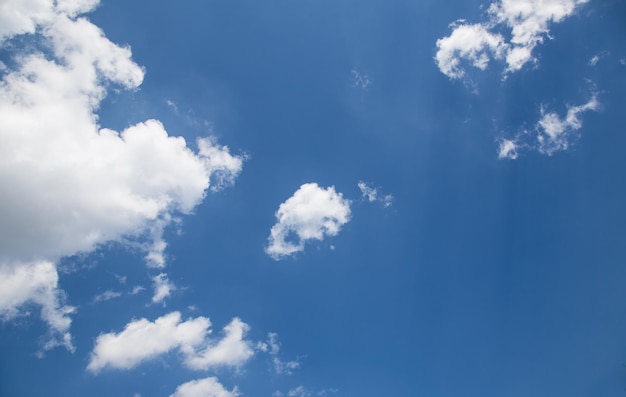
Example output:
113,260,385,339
289,386,312,397
114,274,127,285
358,181,393,208
261,333,301,375
169,377,239,397
497,139,519,160
588,55,600,66
152,273,175,304
130,285,145,295
350,69,371,89
265,183,351,260
165,99,179,112
93,290,123,303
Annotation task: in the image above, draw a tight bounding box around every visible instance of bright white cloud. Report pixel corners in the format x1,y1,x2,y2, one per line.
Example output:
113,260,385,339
87,312,253,373
435,0,589,78
184,317,254,371
170,377,239,397
265,183,351,260
358,181,393,208
0,0,243,348
435,23,507,79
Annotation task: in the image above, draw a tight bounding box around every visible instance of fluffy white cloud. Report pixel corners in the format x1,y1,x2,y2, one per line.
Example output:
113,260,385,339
435,23,507,79
435,0,589,78
87,312,253,373
184,317,254,371
170,377,239,397
0,0,243,348
265,183,351,260
358,181,393,208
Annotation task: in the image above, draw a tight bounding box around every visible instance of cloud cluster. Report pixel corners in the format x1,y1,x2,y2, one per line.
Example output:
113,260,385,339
265,183,351,260
0,0,243,348
257,332,300,375
498,95,599,159
87,312,254,372
169,377,239,397
435,0,590,79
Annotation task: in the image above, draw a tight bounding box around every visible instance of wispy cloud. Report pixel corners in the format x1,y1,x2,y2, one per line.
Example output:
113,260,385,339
265,183,351,260
498,94,599,159
350,69,372,89
358,181,393,208
257,332,301,375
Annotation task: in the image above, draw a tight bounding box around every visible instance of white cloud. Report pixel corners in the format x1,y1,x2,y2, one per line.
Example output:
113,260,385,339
435,23,507,79
0,0,243,347
498,94,599,158
497,139,519,159
93,290,123,303
0,261,74,352
184,317,254,371
435,0,589,78
170,377,239,397
151,273,175,304
537,95,599,154
289,386,312,397
358,181,393,208
87,312,253,373
259,332,300,375
265,183,351,260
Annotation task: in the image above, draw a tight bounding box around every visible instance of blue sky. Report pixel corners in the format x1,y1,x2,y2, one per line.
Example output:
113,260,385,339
1,0,626,396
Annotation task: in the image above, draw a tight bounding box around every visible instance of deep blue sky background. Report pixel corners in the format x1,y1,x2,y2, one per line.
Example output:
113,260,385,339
2,0,626,396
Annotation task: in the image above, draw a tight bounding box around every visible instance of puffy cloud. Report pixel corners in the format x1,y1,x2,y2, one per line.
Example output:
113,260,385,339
87,312,253,373
265,183,351,260
435,0,589,78
358,181,393,208
170,377,239,397
184,317,254,371
0,0,243,347
435,23,507,79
